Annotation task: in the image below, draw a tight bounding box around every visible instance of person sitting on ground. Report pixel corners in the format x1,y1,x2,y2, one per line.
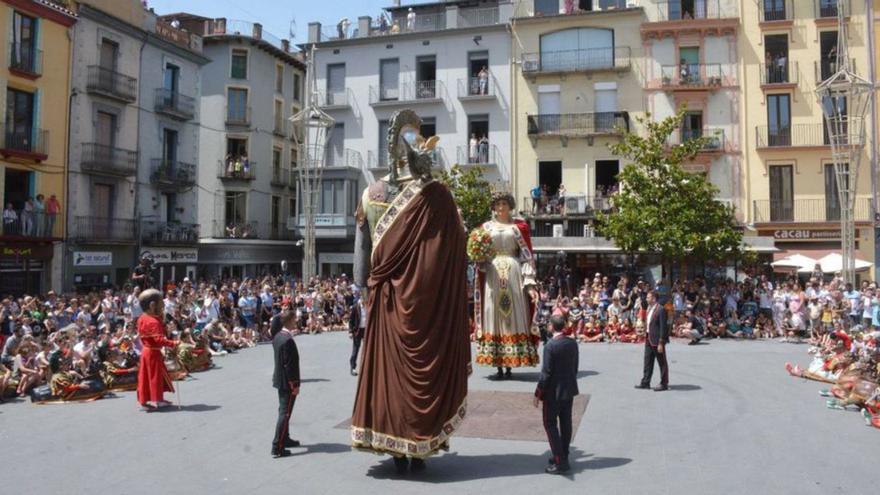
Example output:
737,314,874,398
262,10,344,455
578,314,603,343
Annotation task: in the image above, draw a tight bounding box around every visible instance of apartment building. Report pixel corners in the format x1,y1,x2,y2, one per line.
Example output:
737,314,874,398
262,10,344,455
0,0,76,295
741,0,875,270
66,0,206,291
511,0,644,278
169,14,306,279
306,0,514,275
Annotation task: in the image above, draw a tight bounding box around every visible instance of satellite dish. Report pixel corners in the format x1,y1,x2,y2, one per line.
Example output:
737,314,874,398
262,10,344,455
170,19,180,29
289,18,297,42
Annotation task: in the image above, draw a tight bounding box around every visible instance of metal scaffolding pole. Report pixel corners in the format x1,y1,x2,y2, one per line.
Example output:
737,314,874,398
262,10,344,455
816,6,872,284
291,47,334,282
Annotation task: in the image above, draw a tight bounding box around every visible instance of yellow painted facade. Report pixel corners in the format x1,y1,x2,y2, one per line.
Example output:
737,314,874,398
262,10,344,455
0,0,75,293
510,8,644,214
739,0,874,262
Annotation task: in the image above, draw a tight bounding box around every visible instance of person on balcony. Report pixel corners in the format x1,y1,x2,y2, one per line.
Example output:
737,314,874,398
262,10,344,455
530,185,542,214
46,194,60,237
34,194,45,237
3,203,17,235
679,59,690,84
477,66,489,95
469,133,479,163
242,154,251,178
479,135,489,164
406,8,416,31
22,198,35,236
556,184,567,214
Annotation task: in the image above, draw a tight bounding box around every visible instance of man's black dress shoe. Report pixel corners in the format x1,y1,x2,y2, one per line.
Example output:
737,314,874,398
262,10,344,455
393,456,409,474
410,458,426,472
653,385,668,392
545,463,570,475
634,384,650,389
272,449,291,458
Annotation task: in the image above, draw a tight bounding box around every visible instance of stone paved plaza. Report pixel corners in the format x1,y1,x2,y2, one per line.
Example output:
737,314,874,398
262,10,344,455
1,333,877,495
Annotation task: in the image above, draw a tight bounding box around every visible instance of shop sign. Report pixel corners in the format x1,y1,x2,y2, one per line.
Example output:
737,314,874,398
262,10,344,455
73,251,113,266
762,229,850,241
0,245,54,260
140,248,198,264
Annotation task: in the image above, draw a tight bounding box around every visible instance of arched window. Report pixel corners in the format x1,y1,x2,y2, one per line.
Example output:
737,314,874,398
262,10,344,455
539,28,614,72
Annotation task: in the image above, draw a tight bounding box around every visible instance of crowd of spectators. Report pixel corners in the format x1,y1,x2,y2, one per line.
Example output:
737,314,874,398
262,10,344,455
0,274,360,401
531,271,880,347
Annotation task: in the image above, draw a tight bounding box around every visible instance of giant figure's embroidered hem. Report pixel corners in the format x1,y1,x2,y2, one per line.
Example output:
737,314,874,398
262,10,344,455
351,398,467,458
475,333,540,368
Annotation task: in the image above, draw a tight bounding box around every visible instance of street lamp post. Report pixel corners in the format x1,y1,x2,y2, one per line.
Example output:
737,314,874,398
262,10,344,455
291,47,334,282
816,7,872,284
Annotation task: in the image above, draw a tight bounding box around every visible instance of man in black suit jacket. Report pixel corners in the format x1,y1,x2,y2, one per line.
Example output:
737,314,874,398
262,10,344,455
534,315,579,475
271,310,301,458
636,290,669,391
348,296,366,376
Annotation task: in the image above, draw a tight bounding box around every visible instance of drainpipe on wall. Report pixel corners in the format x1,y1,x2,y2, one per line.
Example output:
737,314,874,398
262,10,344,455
134,33,148,275
63,25,76,292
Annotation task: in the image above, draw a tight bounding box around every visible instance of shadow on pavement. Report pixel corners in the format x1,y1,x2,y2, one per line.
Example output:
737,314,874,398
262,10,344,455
286,443,352,457
490,370,598,382
668,384,701,391
365,449,631,482
301,378,331,383
155,403,222,413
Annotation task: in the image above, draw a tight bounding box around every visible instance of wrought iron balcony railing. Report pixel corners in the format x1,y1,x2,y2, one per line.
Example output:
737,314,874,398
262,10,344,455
458,76,494,98
212,220,259,239
756,121,864,148
458,7,500,28
653,0,731,21
8,43,42,77
80,142,137,176
369,80,446,105
86,65,137,102
816,0,849,18
752,198,871,223
759,0,793,22
154,88,195,120
225,105,252,126
271,166,291,186
0,210,63,239
0,124,48,161
522,47,631,74
527,112,630,137
219,158,256,180
761,61,798,86
668,128,727,151
326,148,364,169
73,216,137,243
150,159,196,190
457,143,498,166
141,221,200,246
657,63,735,88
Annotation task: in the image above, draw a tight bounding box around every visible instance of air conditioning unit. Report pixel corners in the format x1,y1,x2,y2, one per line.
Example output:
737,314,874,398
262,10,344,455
522,60,539,72
552,224,564,238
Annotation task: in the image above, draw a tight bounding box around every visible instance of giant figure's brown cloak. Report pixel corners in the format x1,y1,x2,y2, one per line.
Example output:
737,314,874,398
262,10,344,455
351,180,471,458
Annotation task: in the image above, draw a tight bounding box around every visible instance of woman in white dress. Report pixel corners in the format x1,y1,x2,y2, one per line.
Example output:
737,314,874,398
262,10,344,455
475,193,540,380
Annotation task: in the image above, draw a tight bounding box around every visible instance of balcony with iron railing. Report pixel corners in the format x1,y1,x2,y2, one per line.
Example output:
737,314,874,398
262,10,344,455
458,6,500,27
527,112,630,138
271,166,291,187
752,197,872,224
816,58,856,83
668,128,727,152
369,80,446,106
653,63,736,90
650,0,733,21
80,142,137,177
73,216,137,243
150,159,196,191
225,105,252,127
212,220,259,239
8,43,42,78
391,11,447,33
523,194,616,219
759,0,793,23
154,88,195,120
326,148,365,170
457,144,498,167
0,124,48,161
756,120,864,149
318,88,353,109
218,158,256,180
0,211,63,239
816,0,849,19
367,150,389,172
204,19,294,54
141,221,200,246
761,61,798,88
521,47,631,76
86,65,137,102
457,75,494,100
260,222,296,241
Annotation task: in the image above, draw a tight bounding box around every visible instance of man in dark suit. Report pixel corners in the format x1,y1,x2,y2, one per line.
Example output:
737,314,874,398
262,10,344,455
635,290,669,392
271,310,301,458
348,296,366,376
534,315,580,475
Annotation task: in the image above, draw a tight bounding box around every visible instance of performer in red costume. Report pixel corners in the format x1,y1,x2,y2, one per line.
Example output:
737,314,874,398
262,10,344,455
136,289,178,411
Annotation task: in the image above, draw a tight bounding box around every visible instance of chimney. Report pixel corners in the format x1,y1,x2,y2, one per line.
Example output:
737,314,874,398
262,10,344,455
282,39,290,52
358,16,371,38
253,23,263,40
308,22,321,43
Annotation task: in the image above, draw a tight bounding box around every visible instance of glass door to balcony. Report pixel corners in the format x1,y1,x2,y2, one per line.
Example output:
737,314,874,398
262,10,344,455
820,31,838,81
12,12,36,72
679,47,700,85
380,59,399,101
327,63,346,106
767,94,791,146
769,165,793,221
824,163,848,221
538,90,561,133
163,128,178,181
764,34,789,83
5,88,34,152
681,112,703,143
416,56,437,99
594,86,617,133
327,123,344,167
91,183,113,239
669,0,708,20
763,0,786,21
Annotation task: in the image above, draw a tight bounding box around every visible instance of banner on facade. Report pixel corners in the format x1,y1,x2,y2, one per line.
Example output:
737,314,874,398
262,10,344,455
762,229,856,241
73,251,112,266
140,248,198,264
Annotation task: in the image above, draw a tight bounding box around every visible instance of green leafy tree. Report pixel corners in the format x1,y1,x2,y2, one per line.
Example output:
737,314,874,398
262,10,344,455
597,110,746,271
437,165,493,231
